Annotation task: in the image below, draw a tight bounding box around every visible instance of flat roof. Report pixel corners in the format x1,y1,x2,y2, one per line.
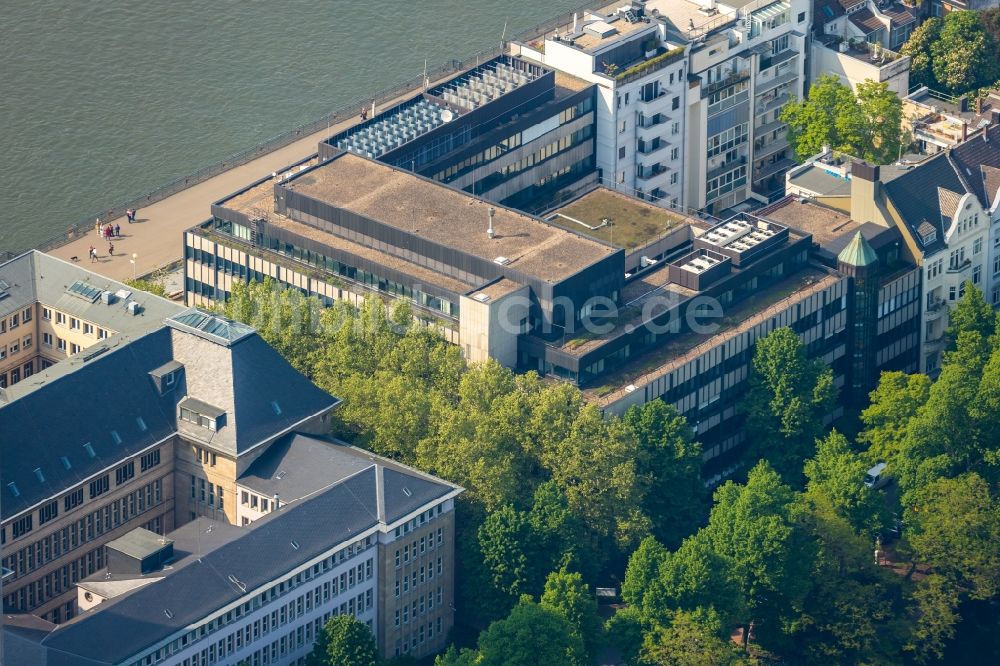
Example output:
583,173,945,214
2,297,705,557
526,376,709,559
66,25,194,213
549,188,695,250
590,265,839,405
788,165,853,197
759,198,859,245
571,7,659,51
468,277,526,302
281,153,616,283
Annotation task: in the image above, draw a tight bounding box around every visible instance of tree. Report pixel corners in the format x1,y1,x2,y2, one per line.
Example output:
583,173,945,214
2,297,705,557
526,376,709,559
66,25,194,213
605,606,645,666
701,461,813,647
624,400,705,549
640,610,749,666
306,615,378,666
859,372,931,469
622,536,670,619
905,574,961,664
475,596,588,666
903,473,1000,601
842,80,905,165
901,17,942,89
804,430,886,535
782,74,857,161
782,75,904,164
947,280,995,344
540,568,602,656
742,327,836,481
930,10,1000,94
477,504,536,599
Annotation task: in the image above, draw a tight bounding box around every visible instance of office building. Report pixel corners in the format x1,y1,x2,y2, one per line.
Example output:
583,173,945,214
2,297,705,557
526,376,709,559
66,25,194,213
3,435,463,665
320,55,599,214
0,251,338,624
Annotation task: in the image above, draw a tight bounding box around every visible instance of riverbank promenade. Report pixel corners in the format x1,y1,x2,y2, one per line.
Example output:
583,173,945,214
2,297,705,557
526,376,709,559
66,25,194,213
46,80,450,283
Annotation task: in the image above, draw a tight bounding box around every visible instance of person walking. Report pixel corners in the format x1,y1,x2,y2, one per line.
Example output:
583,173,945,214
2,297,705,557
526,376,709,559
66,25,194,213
114,223,121,238
95,219,102,237
89,246,96,262
108,243,115,257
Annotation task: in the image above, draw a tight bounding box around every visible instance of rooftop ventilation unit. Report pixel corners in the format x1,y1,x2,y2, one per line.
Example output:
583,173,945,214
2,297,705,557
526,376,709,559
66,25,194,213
127,301,141,316
494,256,510,265
101,291,115,305
473,293,491,303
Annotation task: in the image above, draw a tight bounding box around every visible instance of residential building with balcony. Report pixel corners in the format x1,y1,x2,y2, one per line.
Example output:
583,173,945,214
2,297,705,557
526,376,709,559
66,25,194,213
513,0,811,212
780,126,1000,374
3,437,462,665
0,252,339,625
511,2,691,211
903,87,1000,155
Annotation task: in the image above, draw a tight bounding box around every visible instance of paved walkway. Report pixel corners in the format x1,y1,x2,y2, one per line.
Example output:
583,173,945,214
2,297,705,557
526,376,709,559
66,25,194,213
47,80,447,282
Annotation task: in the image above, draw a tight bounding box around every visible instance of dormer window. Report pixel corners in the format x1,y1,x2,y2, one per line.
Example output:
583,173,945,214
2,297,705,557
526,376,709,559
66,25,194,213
921,230,936,246
149,361,184,396
179,397,226,432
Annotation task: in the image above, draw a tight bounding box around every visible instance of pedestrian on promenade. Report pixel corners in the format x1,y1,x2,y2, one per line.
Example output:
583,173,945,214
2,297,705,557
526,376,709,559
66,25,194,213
89,246,96,262
95,219,101,237
108,243,115,257
126,208,134,224
360,107,368,121
114,223,121,238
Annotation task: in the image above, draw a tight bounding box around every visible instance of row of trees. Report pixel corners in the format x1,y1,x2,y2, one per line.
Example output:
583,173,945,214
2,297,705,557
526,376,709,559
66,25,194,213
903,9,1000,96
781,75,905,165
222,280,706,626
221,279,999,664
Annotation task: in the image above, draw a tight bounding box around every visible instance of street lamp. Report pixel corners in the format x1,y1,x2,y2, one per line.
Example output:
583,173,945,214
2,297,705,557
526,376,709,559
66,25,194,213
130,253,138,281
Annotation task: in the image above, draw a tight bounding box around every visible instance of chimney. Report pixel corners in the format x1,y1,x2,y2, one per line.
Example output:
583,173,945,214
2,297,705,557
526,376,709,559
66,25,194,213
959,96,969,113
850,160,883,225
976,97,984,114
572,12,578,33
488,207,496,239
273,493,280,510
962,121,968,143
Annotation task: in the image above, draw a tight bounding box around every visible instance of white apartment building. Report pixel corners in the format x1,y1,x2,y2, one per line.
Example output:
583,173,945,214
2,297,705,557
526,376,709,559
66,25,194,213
514,3,690,210
515,0,810,215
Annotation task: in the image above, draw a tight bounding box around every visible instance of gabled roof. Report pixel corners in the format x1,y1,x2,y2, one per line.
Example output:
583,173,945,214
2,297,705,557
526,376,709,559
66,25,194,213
950,125,1000,207
0,328,179,516
882,152,964,256
981,165,1000,207
838,231,879,267
849,8,884,34
34,440,461,665
937,186,964,226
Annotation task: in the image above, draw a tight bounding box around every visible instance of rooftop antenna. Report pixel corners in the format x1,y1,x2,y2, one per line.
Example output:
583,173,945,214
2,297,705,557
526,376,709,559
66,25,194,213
488,207,496,239
573,12,578,33
501,20,508,49
423,58,429,90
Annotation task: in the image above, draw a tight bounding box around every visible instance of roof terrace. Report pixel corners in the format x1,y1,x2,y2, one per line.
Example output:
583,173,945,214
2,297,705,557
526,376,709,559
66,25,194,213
546,187,696,250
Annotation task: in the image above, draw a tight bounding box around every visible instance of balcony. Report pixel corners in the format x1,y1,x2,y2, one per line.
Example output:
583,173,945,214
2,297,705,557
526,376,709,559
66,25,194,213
637,164,669,182
639,91,669,109
759,91,790,116
706,157,747,183
946,258,971,274
755,69,799,96
755,117,786,136
925,298,946,320
702,70,751,99
637,139,670,158
754,134,789,160
614,46,687,86
754,156,795,182
638,113,667,129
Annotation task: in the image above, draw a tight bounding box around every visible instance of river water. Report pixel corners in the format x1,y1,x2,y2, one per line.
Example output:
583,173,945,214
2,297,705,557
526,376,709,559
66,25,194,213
0,0,584,252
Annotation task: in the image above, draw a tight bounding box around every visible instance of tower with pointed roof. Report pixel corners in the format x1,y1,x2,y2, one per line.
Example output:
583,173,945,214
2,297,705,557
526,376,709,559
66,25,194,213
839,231,880,403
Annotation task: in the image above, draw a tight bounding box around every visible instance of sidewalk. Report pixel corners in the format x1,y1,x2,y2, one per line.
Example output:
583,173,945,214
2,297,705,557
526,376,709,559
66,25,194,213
47,81,446,282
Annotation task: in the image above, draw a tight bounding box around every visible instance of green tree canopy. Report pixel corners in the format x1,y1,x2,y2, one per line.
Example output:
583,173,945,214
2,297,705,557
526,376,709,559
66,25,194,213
475,596,588,666
306,615,378,666
640,609,749,666
624,400,705,548
930,10,1000,94
804,430,886,535
781,75,904,164
901,17,943,89
540,568,602,656
742,327,836,481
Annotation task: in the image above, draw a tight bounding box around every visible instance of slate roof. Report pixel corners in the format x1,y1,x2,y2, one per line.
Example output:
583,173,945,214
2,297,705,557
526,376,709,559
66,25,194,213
883,126,1000,257
0,327,178,516
33,442,462,665
239,434,463,524
949,125,1000,207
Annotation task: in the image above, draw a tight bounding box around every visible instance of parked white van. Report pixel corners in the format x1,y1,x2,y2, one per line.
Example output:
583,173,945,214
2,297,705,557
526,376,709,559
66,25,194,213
864,463,889,490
